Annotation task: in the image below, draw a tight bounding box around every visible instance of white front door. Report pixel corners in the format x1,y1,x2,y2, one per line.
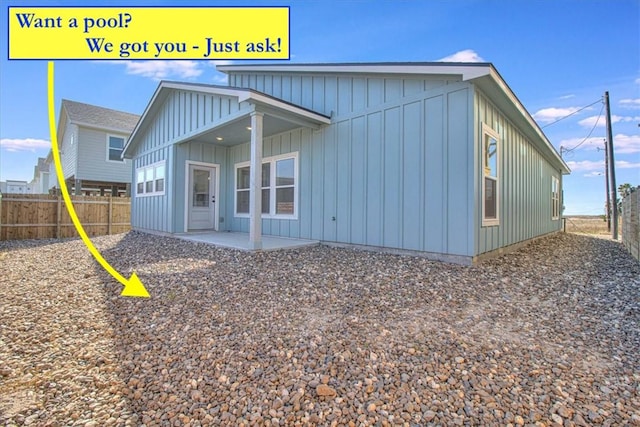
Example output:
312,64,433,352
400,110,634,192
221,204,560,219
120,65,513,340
187,164,216,230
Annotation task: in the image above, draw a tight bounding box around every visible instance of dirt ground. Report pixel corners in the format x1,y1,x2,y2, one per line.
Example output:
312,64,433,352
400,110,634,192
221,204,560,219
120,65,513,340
563,215,621,236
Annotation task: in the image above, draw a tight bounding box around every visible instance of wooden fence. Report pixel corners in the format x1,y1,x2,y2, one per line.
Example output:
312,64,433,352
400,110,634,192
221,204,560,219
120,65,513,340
621,187,639,261
0,194,130,241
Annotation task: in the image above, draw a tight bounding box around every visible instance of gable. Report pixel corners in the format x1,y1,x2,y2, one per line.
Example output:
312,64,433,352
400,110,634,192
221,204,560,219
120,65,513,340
123,82,330,159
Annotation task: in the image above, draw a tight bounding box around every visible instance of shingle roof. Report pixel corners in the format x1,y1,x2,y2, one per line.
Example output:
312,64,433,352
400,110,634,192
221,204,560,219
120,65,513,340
62,99,140,132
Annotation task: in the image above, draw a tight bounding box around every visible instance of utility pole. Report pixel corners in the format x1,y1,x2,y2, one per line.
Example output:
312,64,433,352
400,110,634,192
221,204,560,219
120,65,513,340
598,143,611,231
604,91,618,239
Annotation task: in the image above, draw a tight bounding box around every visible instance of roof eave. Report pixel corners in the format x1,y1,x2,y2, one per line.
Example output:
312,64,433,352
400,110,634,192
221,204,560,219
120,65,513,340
472,67,570,175
217,62,492,81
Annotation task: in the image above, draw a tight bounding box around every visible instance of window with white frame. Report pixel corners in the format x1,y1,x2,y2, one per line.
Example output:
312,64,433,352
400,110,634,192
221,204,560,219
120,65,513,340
552,176,560,220
235,153,298,218
136,161,165,196
482,124,499,226
107,135,125,162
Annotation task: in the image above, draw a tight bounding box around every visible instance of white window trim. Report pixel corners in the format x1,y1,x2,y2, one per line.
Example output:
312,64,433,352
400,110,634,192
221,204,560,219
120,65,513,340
106,134,126,163
482,123,500,227
234,152,299,220
136,160,166,197
552,176,560,220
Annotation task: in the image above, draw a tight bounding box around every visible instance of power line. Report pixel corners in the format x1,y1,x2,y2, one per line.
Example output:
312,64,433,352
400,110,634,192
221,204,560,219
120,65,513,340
561,102,605,155
541,98,603,128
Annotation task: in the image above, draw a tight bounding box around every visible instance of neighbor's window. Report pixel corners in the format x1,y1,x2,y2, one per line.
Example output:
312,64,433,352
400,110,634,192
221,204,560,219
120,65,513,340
136,161,166,196
482,124,499,226
235,153,298,218
552,176,560,220
107,135,125,162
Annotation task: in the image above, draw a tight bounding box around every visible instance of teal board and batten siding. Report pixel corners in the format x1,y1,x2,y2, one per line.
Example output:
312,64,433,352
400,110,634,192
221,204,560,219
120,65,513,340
227,71,476,257
132,145,173,233
131,89,249,233
474,89,563,256
227,73,461,117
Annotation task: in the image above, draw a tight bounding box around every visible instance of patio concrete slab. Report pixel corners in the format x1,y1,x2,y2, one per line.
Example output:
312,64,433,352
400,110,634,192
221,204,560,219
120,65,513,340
175,231,319,251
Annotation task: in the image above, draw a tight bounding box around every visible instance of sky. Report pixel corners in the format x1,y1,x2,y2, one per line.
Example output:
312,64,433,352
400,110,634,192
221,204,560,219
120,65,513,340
0,0,638,215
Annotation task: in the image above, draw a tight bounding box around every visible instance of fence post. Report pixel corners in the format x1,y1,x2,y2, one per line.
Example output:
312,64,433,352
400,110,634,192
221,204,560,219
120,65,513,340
108,196,113,235
0,193,3,241
56,193,62,239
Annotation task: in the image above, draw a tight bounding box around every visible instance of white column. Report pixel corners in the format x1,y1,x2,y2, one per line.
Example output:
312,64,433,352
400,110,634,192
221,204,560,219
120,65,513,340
249,112,264,250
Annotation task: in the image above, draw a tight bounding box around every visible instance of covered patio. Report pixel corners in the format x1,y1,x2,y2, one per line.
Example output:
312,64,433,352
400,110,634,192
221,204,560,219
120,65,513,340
179,85,331,249
123,81,331,245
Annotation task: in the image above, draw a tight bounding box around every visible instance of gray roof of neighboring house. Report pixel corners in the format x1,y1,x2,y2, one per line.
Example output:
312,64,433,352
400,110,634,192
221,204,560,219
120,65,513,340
62,99,140,132
36,157,47,171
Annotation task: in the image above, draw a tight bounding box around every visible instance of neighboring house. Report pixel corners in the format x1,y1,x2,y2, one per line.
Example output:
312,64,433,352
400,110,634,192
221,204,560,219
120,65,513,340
123,62,570,264
0,181,6,194
44,149,58,193
5,180,31,194
56,99,140,196
28,157,50,194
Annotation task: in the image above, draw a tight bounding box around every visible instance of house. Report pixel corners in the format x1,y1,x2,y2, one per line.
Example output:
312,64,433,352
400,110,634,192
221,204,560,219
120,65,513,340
28,157,50,194
122,62,570,264
55,99,140,196
4,180,32,194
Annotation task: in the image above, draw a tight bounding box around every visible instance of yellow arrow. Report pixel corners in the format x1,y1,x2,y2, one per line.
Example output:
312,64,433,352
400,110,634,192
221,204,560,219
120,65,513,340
47,61,150,298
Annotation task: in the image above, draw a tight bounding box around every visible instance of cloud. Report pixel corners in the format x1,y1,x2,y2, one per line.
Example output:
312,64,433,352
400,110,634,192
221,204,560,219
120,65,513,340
616,160,640,169
567,159,640,172
559,134,640,154
566,160,604,172
635,77,640,85
109,61,204,80
1,138,50,152
532,107,580,123
558,94,576,100
578,114,640,128
437,49,485,63
614,133,640,154
619,98,640,109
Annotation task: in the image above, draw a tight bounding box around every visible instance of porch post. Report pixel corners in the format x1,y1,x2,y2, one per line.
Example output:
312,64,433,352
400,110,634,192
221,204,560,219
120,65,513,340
249,111,264,250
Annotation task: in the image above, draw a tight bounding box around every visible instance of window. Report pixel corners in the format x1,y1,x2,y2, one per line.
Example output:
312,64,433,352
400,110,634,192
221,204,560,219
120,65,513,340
107,135,125,162
552,176,560,220
136,161,166,196
482,124,499,226
235,153,298,218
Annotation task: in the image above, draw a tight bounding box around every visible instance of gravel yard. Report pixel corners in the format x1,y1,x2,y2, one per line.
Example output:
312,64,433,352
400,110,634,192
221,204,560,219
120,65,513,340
1,232,639,426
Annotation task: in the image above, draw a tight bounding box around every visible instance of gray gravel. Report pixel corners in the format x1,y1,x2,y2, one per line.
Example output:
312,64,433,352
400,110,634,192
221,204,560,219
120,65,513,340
1,231,639,426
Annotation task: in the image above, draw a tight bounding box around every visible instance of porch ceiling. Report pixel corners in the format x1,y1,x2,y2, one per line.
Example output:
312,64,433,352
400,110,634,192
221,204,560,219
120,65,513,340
190,113,303,146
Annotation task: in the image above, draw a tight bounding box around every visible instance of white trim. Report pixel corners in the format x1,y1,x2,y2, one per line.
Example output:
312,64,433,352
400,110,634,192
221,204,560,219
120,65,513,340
234,152,299,220
184,160,220,232
135,160,166,197
551,175,560,220
106,134,126,163
481,123,500,227
218,63,492,81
